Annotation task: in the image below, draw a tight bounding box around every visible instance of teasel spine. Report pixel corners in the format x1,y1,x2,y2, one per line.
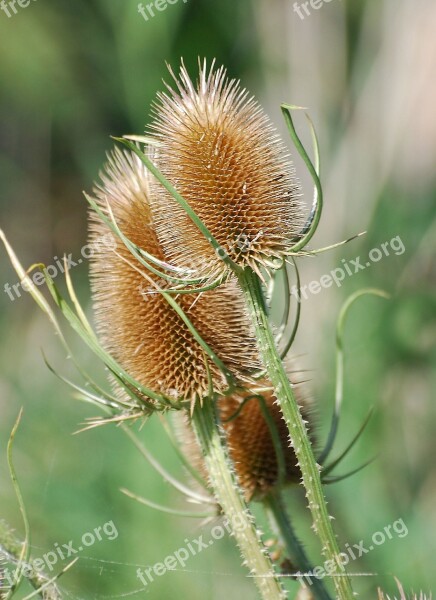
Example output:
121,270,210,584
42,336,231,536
377,578,431,600
215,383,333,600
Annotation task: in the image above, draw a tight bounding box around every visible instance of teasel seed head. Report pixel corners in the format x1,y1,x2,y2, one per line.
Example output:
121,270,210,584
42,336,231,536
147,60,304,279
219,380,314,501
88,147,260,407
176,377,314,501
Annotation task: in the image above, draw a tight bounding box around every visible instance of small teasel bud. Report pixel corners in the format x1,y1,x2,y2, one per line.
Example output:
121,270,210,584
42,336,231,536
219,381,314,501
147,59,304,278
89,147,260,406
378,578,431,600
175,376,315,500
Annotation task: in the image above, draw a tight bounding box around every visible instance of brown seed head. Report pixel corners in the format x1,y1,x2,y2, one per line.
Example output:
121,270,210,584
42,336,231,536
148,60,304,278
176,377,314,501
88,147,260,406
219,381,313,501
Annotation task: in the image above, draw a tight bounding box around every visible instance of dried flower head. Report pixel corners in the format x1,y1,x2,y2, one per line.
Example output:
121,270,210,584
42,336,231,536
177,378,313,501
89,147,260,406
147,60,304,279
220,381,313,500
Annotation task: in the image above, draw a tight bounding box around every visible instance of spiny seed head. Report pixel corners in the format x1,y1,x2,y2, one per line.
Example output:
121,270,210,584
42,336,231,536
88,147,260,406
147,59,304,278
176,377,314,501
220,381,314,501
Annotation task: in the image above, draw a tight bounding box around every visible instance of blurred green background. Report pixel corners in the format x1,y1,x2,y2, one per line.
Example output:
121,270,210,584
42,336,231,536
0,0,435,598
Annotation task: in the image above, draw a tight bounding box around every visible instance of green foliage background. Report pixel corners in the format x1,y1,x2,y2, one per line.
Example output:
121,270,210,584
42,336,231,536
0,0,435,598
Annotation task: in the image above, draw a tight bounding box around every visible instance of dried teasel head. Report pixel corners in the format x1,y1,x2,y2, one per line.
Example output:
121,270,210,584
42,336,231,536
88,147,260,407
147,59,304,279
177,377,314,501
220,380,314,501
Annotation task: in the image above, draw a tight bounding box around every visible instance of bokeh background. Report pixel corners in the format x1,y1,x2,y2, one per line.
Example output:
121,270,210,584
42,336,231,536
0,0,435,598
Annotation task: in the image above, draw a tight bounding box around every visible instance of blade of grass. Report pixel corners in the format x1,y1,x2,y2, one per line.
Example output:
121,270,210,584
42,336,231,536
120,489,216,518
5,410,30,600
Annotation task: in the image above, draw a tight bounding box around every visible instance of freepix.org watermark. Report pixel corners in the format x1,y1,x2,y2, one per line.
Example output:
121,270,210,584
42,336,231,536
292,235,405,302
293,0,341,21
3,233,115,302
296,517,408,587
136,510,252,587
138,0,188,22
0,0,36,18
1,520,118,586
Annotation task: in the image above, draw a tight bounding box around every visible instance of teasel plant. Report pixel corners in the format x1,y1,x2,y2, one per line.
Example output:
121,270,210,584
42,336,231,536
0,60,392,599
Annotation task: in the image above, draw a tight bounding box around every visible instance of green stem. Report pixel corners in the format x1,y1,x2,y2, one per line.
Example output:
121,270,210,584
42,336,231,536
237,267,354,600
264,493,332,600
191,400,285,600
